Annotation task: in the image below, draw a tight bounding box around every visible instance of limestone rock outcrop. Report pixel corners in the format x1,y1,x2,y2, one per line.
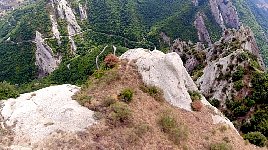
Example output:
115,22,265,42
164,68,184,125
121,48,197,111
121,48,236,129
35,31,61,77
0,84,96,148
53,0,81,36
209,0,240,29
194,12,212,45
223,26,265,68
50,15,61,44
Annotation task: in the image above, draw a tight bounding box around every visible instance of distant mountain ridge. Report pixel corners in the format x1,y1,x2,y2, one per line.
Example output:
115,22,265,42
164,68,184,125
0,0,267,85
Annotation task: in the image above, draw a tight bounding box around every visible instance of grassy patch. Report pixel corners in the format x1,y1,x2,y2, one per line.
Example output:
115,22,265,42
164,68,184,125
210,142,233,150
101,97,117,107
158,113,188,145
140,85,164,102
72,91,92,106
119,88,134,103
134,123,151,138
110,102,132,125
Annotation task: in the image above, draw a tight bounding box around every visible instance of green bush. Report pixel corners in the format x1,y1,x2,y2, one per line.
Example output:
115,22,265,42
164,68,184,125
158,113,188,145
188,91,201,101
233,105,249,117
243,132,267,147
110,102,132,124
119,88,134,103
209,98,220,108
140,85,164,102
232,66,245,81
210,142,232,150
0,81,19,100
233,80,244,91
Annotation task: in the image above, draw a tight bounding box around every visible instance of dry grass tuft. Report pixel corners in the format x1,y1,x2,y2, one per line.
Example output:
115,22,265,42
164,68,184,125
109,102,132,126
158,112,188,145
210,142,233,150
140,85,164,102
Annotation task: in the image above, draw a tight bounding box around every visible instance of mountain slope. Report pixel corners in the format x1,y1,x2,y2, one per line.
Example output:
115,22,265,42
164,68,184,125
233,0,268,69
0,0,247,86
0,50,264,149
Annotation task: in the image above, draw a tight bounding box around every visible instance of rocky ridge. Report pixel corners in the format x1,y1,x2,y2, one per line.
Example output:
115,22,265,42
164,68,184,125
0,48,264,149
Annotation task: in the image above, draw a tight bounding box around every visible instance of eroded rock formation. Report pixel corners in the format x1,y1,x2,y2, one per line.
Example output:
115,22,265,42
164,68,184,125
194,12,212,45
0,84,96,148
209,0,240,29
35,31,61,77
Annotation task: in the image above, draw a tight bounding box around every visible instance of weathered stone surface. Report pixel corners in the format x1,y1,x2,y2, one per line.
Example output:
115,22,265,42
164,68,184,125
79,3,87,20
54,0,81,36
194,12,212,45
35,31,61,77
209,0,240,29
223,26,265,68
1,84,95,147
121,48,236,130
121,49,197,111
50,15,61,44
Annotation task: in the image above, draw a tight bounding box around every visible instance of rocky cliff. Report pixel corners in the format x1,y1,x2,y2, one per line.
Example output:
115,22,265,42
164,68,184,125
209,0,240,29
35,31,61,77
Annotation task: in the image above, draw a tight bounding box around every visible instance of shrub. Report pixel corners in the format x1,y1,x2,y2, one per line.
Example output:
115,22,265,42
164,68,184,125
119,88,134,103
159,114,177,132
219,125,228,132
158,113,188,145
92,69,106,79
189,91,203,111
233,80,244,91
72,91,92,106
192,70,204,81
140,85,164,102
244,98,255,107
101,97,117,107
188,91,201,101
210,98,220,108
210,142,232,150
232,66,245,81
191,101,203,111
104,54,119,68
110,102,132,124
0,81,19,100
243,132,267,147
233,105,249,117
237,52,248,62
134,123,151,138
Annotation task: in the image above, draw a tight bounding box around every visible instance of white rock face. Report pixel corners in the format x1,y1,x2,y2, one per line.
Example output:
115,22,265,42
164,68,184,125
209,0,240,29
79,3,87,20
50,15,61,44
194,12,212,45
1,84,96,146
198,51,237,102
69,36,77,53
56,0,81,36
121,48,237,131
35,31,61,77
121,48,205,111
